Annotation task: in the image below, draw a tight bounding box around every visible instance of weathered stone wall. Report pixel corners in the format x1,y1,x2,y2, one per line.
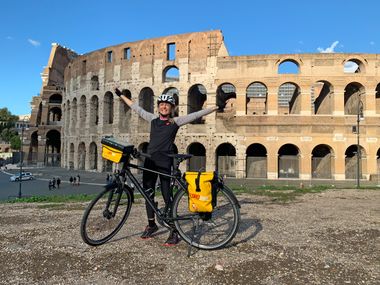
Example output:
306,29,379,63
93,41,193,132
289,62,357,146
61,30,380,180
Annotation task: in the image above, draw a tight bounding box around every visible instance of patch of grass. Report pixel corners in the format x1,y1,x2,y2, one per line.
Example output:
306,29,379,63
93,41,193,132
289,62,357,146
6,194,98,204
37,203,66,209
229,184,333,202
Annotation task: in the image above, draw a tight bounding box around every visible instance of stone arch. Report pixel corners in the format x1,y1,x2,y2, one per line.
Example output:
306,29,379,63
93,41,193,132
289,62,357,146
119,89,132,131
216,143,236,177
89,95,99,127
163,66,179,82
375,84,380,114
217,83,236,112
246,143,267,178
78,142,86,170
78,95,87,129
246,82,267,115
46,129,61,166
137,142,149,173
103,91,114,124
345,145,367,179
138,88,154,131
344,82,365,115
187,142,206,171
70,98,77,134
36,102,42,126
163,87,179,117
91,75,99,90
311,144,334,179
49,94,62,104
27,131,38,164
343,58,366,73
65,100,71,131
311,80,334,115
278,144,300,178
139,87,154,112
278,82,301,115
48,106,62,124
69,143,74,169
89,142,98,170
278,59,300,74
187,84,207,124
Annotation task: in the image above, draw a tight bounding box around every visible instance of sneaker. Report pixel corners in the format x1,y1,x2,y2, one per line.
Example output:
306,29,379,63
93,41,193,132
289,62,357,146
140,224,158,239
163,230,179,246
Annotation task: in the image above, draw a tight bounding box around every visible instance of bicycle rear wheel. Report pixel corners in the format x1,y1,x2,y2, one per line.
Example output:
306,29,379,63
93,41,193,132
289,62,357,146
172,183,240,250
80,183,132,246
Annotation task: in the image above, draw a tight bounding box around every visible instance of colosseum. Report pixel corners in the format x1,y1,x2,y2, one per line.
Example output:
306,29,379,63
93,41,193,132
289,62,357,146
25,30,380,180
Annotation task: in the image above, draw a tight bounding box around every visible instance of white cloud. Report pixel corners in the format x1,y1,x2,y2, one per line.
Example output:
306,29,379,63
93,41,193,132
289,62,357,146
28,38,41,47
370,41,375,45
317,41,339,53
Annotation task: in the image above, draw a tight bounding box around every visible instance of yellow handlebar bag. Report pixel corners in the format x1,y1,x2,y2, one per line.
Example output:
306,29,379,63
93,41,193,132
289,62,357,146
184,171,217,213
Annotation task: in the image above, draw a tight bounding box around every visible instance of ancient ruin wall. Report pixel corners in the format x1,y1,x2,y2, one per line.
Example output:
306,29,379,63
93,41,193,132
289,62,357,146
61,30,380,180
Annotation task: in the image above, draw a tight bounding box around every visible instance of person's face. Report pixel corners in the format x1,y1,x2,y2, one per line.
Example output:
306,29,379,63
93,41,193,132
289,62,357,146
158,102,172,117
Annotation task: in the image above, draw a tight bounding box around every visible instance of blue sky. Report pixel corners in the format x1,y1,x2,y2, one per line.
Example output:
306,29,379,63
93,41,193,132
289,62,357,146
1,0,379,115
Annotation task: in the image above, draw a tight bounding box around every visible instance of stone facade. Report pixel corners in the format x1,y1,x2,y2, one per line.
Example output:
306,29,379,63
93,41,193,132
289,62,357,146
24,44,77,166
56,30,380,180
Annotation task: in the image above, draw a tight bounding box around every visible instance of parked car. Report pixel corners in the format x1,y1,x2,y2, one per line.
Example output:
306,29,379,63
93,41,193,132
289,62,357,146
9,172,35,182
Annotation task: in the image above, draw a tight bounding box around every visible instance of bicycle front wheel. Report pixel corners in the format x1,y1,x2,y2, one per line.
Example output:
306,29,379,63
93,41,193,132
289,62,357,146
172,184,240,250
80,183,132,246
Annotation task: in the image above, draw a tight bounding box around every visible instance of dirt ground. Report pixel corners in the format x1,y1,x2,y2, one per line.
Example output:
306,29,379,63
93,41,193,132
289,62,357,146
0,189,379,285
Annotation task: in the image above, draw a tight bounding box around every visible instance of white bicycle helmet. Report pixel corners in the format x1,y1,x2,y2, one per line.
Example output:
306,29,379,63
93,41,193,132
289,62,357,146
157,94,175,106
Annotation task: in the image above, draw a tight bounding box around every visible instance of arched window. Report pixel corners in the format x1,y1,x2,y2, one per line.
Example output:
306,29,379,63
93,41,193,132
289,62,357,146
246,143,267,178
246,82,267,115
344,59,365,73
163,66,179,82
312,144,334,179
278,144,300,178
278,60,300,74
345,145,366,179
278,83,301,114
103,92,114,124
344,82,365,115
216,143,236,177
187,84,207,124
187,143,206,171
311,81,334,115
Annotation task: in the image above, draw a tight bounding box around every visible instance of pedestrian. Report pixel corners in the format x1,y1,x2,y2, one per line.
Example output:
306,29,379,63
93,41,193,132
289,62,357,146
77,174,80,186
73,176,76,186
48,180,53,191
114,86,234,245
52,177,56,189
56,177,61,188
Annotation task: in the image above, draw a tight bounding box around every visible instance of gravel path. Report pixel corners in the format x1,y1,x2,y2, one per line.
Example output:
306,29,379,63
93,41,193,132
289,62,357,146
0,189,379,284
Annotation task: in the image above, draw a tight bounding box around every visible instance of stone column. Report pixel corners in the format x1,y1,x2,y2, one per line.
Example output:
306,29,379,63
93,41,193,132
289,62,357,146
235,141,246,178
267,146,278,179
299,153,311,180
364,89,376,116
333,145,345,180
266,87,278,115
299,87,312,115
333,88,345,116
235,87,246,116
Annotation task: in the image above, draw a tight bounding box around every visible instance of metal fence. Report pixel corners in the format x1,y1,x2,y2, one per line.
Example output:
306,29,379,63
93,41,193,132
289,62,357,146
312,156,332,179
278,155,299,178
246,156,267,178
217,156,235,177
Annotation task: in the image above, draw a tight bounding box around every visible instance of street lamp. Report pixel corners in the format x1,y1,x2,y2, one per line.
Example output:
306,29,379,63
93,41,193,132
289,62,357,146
356,99,364,189
18,118,29,198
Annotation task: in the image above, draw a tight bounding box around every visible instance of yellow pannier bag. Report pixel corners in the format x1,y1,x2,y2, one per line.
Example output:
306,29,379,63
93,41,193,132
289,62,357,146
184,171,217,213
101,137,134,163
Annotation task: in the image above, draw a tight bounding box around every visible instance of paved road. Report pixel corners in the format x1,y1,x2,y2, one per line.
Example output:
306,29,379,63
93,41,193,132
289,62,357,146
0,167,108,201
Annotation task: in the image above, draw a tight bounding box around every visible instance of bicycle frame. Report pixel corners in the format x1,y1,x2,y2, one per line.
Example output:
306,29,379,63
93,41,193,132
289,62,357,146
115,158,188,227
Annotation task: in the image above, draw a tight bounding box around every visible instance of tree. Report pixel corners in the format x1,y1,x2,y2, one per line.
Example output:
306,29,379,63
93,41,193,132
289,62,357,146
0,108,18,130
10,135,21,150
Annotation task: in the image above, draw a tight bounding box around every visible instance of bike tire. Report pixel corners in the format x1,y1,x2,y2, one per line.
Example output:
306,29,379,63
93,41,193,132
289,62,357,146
172,183,240,250
80,183,132,246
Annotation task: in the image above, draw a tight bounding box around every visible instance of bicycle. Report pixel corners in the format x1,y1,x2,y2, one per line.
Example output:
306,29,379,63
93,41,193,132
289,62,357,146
80,139,241,251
